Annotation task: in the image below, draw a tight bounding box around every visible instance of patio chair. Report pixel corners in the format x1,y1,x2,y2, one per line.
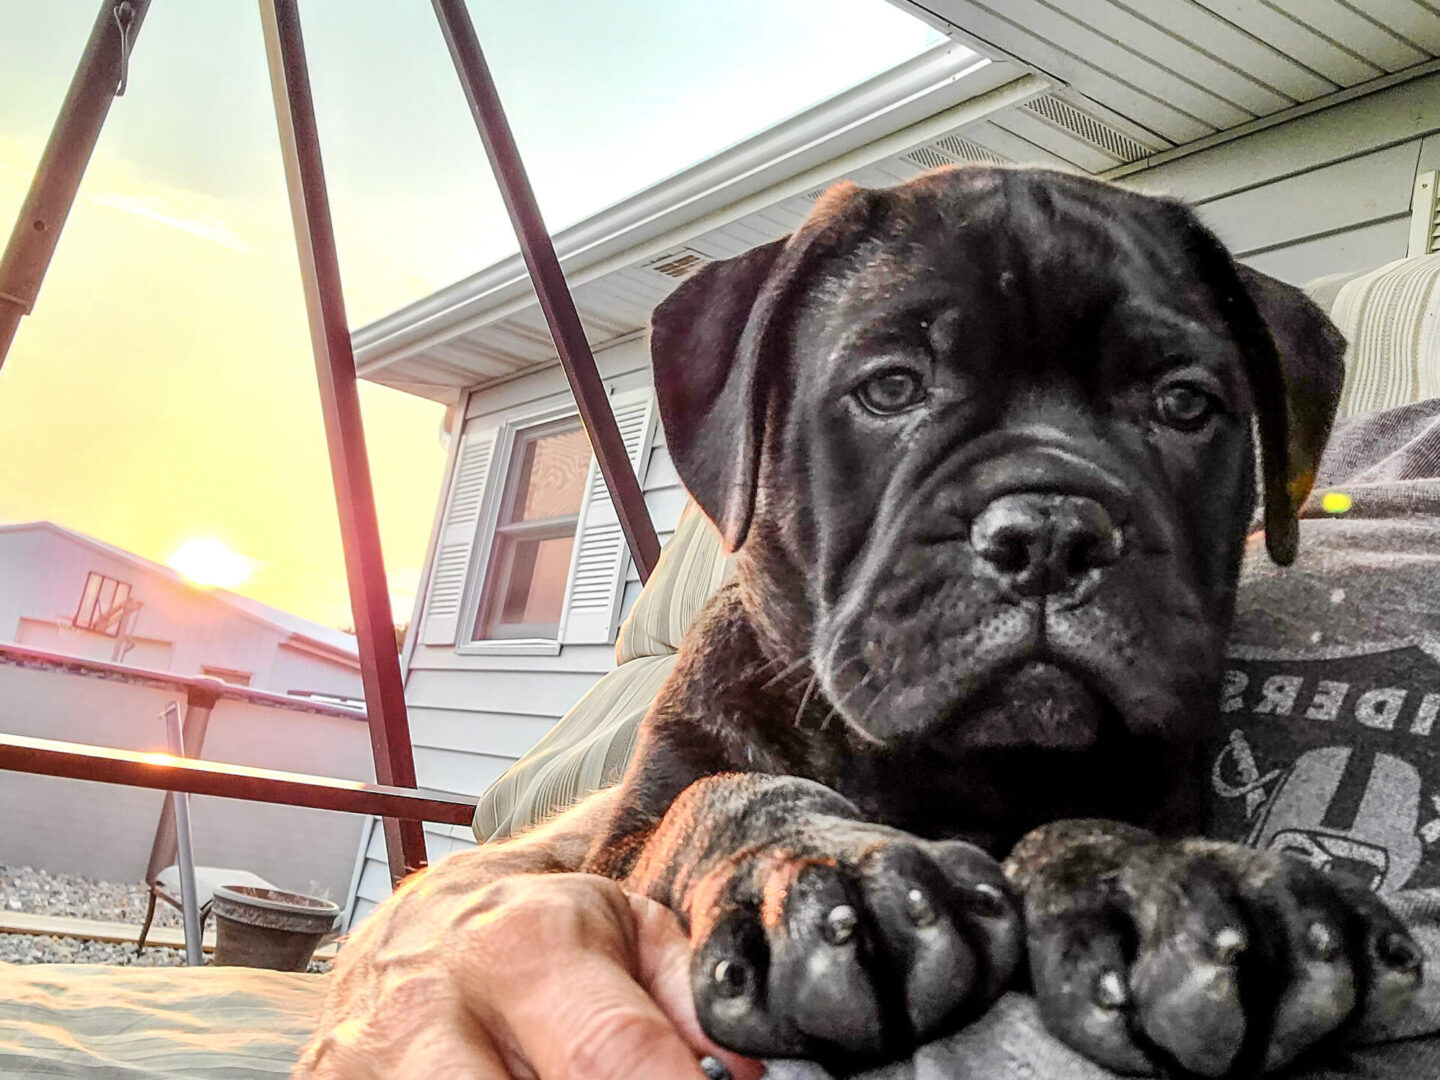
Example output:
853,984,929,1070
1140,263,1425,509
134,703,279,963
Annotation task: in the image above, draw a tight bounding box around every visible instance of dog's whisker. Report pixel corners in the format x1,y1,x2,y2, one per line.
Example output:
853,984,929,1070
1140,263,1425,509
793,672,821,728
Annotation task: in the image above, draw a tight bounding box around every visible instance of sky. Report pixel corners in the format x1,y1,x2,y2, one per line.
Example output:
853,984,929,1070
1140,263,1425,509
0,0,937,629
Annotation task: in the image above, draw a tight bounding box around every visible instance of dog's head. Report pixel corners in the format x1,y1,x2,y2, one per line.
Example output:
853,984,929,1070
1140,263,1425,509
650,166,1343,753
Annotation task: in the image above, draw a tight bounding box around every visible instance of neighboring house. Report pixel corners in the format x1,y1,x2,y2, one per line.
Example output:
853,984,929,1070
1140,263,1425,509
348,4,1440,919
0,521,362,700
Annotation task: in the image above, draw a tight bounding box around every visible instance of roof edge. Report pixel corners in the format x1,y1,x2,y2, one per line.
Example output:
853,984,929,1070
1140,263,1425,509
351,42,998,367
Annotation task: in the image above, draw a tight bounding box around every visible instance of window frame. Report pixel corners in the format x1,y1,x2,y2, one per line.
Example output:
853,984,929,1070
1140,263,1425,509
74,571,134,637
456,404,589,657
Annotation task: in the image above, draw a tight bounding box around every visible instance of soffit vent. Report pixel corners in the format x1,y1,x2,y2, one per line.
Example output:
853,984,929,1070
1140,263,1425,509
903,134,1009,172
643,247,711,281
1020,94,1151,164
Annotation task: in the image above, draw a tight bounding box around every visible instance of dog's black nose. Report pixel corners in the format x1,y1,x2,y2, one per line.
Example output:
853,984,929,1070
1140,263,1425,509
970,494,1123,598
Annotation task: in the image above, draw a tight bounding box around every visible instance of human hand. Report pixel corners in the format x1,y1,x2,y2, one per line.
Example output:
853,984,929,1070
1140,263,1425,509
296,868,763,1079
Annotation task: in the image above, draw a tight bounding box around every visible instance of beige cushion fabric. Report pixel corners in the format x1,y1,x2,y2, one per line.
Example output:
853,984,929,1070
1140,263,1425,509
472,502,730,841
1315,253,1440,418
0,963,324,1078
616,501,731,663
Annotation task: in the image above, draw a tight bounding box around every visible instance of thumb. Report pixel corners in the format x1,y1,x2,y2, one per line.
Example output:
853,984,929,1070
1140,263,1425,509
627,892,766,1080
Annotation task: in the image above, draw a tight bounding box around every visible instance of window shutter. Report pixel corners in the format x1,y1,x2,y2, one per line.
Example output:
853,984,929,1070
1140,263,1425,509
1408,170,1438,257
420,425,497,645
559,388,656,644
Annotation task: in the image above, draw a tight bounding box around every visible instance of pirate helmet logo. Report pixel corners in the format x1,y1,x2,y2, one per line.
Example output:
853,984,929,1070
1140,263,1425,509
1247,746,1423,893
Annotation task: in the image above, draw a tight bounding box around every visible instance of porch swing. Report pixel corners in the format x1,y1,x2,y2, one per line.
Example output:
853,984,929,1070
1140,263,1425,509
0,0,661,891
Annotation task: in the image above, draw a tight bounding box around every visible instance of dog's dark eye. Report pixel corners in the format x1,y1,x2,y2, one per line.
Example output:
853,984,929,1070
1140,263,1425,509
855,369,927,415
1155,384,1217,431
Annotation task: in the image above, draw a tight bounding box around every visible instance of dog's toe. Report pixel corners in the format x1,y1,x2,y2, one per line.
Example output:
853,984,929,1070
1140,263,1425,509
690,831,1022,1063
1018,832,1426,1077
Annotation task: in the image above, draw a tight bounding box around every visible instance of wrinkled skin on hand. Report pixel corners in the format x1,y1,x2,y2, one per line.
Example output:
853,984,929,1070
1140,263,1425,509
293,795,761,1080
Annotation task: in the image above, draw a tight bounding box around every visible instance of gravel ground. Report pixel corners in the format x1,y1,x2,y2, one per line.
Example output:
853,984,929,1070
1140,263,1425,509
1,864,332,972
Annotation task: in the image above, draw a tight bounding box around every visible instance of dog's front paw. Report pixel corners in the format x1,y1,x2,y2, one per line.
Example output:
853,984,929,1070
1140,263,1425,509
1008,821,1425,1077
684,800,1022,1064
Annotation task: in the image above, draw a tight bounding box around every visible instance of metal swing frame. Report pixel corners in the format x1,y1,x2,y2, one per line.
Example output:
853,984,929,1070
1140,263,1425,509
0,0,660,886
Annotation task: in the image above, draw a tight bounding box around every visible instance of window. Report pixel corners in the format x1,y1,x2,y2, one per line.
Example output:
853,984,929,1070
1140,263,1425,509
75,572,133,636
472,418,591,641
202,665,252,687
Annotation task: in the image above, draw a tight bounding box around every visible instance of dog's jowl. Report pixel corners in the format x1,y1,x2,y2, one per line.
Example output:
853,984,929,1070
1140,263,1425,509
580,166,1421,1076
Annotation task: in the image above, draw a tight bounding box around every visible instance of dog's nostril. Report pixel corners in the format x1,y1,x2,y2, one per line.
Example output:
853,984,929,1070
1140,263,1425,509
986,529,1034,576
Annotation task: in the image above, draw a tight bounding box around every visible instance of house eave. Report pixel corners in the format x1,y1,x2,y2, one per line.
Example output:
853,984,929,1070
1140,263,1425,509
351,44,1032,380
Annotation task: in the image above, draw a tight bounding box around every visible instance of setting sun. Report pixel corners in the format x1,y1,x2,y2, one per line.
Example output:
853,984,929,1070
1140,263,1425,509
167,538,257,589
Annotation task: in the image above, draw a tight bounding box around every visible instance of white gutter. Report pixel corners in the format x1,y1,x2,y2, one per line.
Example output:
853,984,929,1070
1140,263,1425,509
353,44,1037,374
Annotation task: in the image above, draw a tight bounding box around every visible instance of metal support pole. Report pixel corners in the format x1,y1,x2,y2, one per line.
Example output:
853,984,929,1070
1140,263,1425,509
161,704,203,967
430,0,661,581
258,0,427,884
0,0,150,368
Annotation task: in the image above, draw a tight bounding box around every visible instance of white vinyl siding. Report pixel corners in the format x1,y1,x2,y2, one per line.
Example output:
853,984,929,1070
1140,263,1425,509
1115,72,1440,285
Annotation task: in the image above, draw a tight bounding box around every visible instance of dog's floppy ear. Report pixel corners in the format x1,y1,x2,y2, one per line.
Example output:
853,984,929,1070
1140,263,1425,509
650,182,878,550
1232,265,1345,564
1174,211,1345,565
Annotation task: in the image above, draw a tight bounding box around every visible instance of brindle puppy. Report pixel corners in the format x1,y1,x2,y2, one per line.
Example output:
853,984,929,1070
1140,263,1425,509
579,166,1421,1077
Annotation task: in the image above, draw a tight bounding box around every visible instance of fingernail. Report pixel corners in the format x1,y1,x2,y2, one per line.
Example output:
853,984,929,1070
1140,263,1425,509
700,1056,734,1080
905,887,937,927
823,904,858,945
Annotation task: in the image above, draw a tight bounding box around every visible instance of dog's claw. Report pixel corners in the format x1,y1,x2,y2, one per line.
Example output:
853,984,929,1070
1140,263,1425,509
713,958,749,998
823,904,858,945
967,881,1008,918
1095,968,1130,1009
1379,931,1424,974
1305,921,1339,962
1213,926,1247,965
905,887,937,927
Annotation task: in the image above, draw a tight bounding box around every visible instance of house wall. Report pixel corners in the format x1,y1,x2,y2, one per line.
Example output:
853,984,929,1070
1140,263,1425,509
0,528,360,697
1115,71,1440,283
356,71,1440,924
354,337,686,924
0,654,373,897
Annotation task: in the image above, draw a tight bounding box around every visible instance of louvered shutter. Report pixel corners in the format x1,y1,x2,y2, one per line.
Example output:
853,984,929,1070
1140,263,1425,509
420,425,497,645
1409,171,1439,257
559,388,656,644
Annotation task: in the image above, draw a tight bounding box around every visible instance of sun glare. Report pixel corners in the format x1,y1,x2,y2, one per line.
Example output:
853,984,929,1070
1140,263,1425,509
167,538,256,589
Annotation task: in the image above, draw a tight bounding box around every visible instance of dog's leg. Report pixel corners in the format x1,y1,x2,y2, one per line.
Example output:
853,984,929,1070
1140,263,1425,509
1007,820,1424,1077
587,772,1024,1066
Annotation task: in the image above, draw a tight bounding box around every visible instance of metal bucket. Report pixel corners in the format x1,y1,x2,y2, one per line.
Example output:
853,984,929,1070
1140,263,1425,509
211,885,339,971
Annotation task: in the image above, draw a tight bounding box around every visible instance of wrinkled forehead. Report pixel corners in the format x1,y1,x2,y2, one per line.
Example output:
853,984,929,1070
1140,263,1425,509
798,171,1229,345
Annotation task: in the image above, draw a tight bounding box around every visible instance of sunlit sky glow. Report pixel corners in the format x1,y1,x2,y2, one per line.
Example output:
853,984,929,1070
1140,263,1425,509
167,537,257,589
0,0,936,628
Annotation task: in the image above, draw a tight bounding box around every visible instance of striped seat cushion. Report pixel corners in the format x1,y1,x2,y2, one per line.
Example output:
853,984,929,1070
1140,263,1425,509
0,963,325,1079
1305,253,1440,418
